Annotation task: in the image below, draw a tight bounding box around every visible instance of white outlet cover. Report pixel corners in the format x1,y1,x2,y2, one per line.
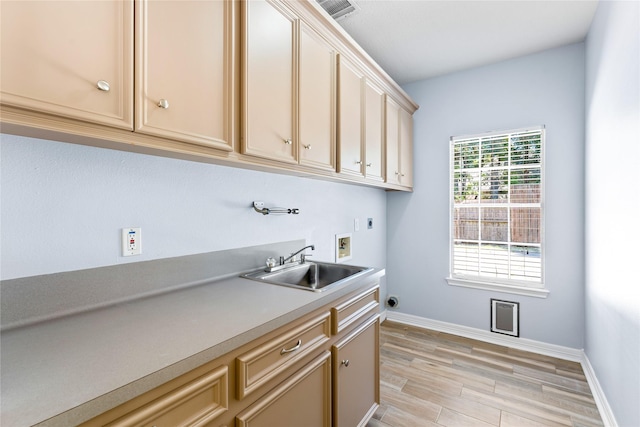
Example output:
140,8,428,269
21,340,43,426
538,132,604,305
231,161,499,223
122,228,142,257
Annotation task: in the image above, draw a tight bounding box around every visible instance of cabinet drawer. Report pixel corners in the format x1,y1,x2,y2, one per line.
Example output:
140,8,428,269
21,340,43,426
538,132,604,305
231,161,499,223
236,351,331,427
236,311,331,399
105,365,228,427
331,285,379,335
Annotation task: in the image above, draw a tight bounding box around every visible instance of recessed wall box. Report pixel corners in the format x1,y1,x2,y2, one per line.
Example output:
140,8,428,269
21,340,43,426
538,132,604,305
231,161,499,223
335,233,352,263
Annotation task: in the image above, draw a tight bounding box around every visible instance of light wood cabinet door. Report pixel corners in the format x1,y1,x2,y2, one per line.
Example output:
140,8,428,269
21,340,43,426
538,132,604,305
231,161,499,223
399,107,414,187
135,0,234,150
337,56,365,178
242,0,296,164
299,23,336,171
385,97,401,185
81,365,228,427
332,315,379,427
364,80,385,183
236,351,331,427
0,0,133,129
386,97,413,188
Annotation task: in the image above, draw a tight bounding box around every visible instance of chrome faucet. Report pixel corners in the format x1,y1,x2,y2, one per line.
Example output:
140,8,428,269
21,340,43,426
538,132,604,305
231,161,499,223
280,245,315,265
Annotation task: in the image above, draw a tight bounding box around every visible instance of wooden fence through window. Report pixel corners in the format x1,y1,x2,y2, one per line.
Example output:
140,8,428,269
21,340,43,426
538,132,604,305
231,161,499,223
454,185,541,243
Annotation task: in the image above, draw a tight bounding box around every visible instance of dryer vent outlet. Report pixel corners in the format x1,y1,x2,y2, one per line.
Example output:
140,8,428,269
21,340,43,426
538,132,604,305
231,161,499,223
386,296,399,309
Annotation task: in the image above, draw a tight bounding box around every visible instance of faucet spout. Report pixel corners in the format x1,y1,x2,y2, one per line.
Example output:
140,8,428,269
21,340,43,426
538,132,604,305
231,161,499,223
280,245,315,265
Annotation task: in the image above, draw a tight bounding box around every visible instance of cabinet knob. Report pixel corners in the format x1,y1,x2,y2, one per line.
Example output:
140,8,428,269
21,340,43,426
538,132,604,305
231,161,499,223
341,359,350,367
158,99,170,109
395,171,400,175
284,138,292,145
96,80,110,92
303,144,311,150
366,163,372,167
401,173,405,177
355,160,363,165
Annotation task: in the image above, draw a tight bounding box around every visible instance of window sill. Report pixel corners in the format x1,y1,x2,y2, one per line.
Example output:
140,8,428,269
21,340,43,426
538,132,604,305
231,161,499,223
446,277,550,298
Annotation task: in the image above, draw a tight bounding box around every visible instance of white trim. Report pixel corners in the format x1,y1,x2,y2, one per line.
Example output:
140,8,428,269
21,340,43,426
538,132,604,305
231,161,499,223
382,311,618,426
581,353,619,427
450,125,545,142
385,311,582,361
446,277,550,298
449,126,546,287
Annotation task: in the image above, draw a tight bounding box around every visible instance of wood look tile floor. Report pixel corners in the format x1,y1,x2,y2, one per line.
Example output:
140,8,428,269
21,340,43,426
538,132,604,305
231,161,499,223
367,321,603,427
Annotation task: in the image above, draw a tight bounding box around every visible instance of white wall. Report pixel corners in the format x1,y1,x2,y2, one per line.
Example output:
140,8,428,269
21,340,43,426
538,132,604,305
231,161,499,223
388,43,586,348
584,1,640,425
0,135,387,283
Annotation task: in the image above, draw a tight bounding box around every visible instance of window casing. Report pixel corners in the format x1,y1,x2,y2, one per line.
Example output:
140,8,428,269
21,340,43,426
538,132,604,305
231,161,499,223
448,127,546,296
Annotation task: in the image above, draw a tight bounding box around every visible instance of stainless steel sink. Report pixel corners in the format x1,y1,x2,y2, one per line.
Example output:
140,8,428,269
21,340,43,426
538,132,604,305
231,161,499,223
240,261,373,292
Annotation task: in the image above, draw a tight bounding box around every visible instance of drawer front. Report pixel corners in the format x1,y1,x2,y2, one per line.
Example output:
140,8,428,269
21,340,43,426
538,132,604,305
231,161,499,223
236,311,331,399
331,285,379,335
106,365,228,427
236,351,331,427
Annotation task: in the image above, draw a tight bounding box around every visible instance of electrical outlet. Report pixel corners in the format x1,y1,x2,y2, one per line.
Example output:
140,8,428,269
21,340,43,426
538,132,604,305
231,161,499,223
122,228,142,256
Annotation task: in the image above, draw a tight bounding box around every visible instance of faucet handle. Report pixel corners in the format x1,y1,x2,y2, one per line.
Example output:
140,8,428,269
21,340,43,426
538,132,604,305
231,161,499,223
301,253,313,262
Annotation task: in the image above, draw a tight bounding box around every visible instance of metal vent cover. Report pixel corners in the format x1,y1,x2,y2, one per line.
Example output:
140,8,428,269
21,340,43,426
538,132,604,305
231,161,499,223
317,0,360,21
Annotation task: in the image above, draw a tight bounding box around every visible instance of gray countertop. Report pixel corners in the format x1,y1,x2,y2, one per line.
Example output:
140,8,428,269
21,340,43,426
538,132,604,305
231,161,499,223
1,267,384,427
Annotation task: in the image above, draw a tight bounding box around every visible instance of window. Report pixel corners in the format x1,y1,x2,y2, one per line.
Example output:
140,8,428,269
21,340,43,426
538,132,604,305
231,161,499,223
447,127,547,298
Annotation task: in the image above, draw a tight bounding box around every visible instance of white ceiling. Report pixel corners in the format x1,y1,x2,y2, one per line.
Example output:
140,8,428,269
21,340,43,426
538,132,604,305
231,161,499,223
334,0,599,85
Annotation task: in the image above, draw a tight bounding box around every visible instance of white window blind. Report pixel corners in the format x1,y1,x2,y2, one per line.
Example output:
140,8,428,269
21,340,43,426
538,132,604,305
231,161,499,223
450,127,544,287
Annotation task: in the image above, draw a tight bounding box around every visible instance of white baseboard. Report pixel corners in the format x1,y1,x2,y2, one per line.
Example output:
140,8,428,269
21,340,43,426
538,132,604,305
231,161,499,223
581,354,618,427
382,310,618,426
384,310,583,361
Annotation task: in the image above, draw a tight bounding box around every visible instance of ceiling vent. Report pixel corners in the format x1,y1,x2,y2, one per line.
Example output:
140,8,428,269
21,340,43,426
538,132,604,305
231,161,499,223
317,0,360,21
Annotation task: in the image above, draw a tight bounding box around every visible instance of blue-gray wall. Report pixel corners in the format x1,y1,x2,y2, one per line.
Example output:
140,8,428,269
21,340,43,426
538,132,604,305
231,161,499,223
0,135,387,284
585,1,640,425
388,43,586,348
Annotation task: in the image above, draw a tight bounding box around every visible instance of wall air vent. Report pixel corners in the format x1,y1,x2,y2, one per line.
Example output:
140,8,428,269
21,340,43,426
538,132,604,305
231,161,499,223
317,0,360,21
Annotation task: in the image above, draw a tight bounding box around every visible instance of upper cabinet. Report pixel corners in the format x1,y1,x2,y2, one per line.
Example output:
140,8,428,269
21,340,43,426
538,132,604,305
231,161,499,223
241,0,297,163
241,1,336,171
298,23,336,171
0,0,417,191
399,107,414,187
337,56,385,183
363,80,385,183
337,56,365,178
0,1,134,129
386,97,413,189
135,0,234,151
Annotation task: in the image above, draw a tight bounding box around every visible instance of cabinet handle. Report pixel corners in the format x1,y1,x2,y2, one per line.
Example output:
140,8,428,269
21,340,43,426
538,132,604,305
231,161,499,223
158,99,169,109
96,80,110,92
366,163,372,167
280,339,302,355
303,144,311,150
395,171,400,175
401,173,405,177
341,359,350,367
284,138,292,145
355,160,363,165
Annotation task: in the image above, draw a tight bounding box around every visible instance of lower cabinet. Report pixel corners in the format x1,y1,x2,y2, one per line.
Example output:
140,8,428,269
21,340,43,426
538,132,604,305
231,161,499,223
80,282,379,427
332,315,380,427
235,351,331,427
87,365,229,427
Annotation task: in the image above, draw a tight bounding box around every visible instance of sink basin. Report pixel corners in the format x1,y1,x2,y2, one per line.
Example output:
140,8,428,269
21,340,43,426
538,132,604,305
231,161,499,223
241,261,373,292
